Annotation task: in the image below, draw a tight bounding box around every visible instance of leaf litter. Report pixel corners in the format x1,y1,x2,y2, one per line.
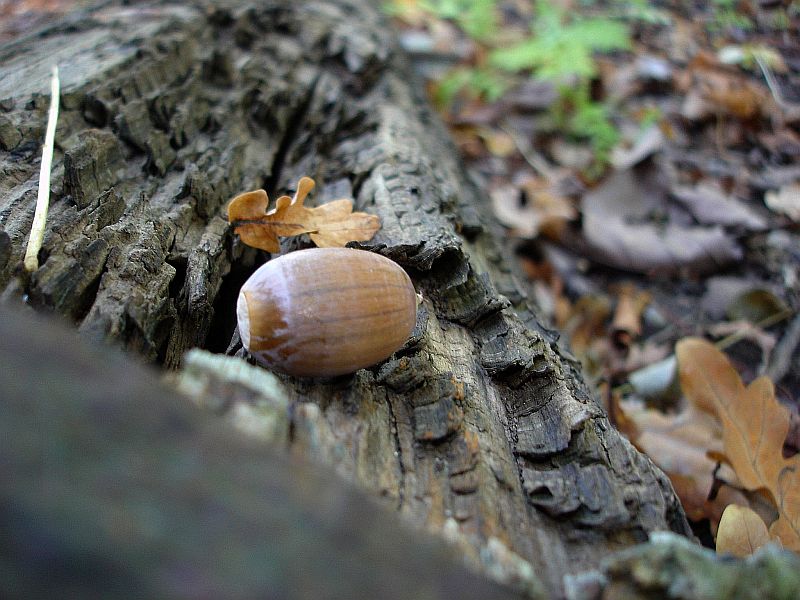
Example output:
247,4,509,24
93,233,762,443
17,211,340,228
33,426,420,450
386,0,800,553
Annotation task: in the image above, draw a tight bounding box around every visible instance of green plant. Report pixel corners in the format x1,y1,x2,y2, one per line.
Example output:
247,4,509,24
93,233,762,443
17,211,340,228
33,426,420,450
384,0,503,104
555,84,620,179
607,0,672,25
708,0,754,33
490,0,630,80
637,105,663,130
434,66,509,108
386,0,632,176
489,1,630,175
419,0,498,41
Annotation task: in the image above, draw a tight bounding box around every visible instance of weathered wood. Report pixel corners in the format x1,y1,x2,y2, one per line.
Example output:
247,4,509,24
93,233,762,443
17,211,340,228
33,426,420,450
0,0,693,596
0,305,521,600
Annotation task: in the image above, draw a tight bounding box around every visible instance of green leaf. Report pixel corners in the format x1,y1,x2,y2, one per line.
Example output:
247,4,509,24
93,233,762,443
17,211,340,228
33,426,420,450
566,19,631,51
490,38,550,72
435,68,475,108
419,0,498,41
489,2,629,81
435,67,509,108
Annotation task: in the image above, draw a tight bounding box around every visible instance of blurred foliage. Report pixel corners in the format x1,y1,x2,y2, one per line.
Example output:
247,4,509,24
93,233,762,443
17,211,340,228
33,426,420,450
555,84,620,177
435,66,510,107
490,1,630,80
419,0,499,41
708,0,754,33
386,0,633,176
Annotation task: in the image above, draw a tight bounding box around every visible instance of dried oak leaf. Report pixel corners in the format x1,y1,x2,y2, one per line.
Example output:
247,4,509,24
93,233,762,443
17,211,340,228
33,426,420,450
615,393,724,522
226,176,380,253
716,504,772,557
677,338,800,551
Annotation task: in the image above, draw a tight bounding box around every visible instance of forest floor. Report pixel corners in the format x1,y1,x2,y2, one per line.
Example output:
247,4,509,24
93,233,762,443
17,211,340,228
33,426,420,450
387,0,800,551
2,0,799,556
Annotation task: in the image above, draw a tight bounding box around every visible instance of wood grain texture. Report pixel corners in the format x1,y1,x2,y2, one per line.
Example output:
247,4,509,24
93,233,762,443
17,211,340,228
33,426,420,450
0,0,693,596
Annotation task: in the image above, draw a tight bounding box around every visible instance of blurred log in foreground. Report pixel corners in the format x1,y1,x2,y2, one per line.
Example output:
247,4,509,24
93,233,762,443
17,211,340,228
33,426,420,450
0,305,521,600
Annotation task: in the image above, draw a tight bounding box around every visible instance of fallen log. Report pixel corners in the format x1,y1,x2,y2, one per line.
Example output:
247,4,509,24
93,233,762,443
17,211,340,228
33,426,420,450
0,1,692,595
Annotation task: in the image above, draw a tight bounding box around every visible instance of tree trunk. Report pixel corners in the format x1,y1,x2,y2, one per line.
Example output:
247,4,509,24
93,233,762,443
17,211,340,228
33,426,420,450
0,0,692,596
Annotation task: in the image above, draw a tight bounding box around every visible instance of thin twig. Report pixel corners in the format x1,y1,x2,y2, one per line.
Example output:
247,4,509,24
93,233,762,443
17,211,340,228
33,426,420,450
24,65,60,273
715,308,792,352
766,312,800,383
755,55,800,122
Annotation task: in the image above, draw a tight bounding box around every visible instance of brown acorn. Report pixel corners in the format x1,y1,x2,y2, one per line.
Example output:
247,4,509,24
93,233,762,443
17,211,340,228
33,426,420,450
236,248,417,377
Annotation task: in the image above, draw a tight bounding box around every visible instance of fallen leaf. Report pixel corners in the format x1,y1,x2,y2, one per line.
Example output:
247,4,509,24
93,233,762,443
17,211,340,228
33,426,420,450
708,484,753,538
490,176,576,239
616,395,723,522
611,283,651,348
701,276,760,320
681,55,772,120
580,167,743,274
479,128,516,157
227,177,380,252
550,139,594,171
707,321,776,372
717,45,787,74
723,286,787,325
610,125,665,170
677,338,800,551
627,355,678,401
564,294,610,359
765,184,800,222
583,214,741,275
670,183,767,231
716,504,772,557
728,290,788,326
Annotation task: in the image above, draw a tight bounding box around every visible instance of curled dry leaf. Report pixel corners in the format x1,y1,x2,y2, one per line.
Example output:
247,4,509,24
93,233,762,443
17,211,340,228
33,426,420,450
226,176,380,252
765,184,800,222
490,175,576,240
580,168,742,275
677,338,800,552
611,282,651,348
680,54,773,121
615,394,724,522
716,504,772,558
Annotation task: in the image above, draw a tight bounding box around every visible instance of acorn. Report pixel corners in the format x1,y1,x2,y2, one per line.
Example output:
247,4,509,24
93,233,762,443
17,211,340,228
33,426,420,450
236,248,417,377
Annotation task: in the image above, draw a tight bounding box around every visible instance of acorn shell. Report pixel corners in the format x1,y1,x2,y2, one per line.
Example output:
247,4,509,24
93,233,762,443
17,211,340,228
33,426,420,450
236,248,417,377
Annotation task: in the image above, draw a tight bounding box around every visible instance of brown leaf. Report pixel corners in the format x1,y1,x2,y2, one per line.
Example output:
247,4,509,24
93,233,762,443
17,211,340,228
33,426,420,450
677,338,800,551
580,168,742,275
716,504,771,557
479,128,515,157
226,177,380,253
616,397,723,522
707,484,752,538
564,295,610,359
490,176,576,240
681,55,773,120
611,283,650,348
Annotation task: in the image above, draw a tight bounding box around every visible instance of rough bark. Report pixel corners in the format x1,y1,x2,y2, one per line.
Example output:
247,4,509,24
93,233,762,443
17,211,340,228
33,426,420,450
0,0,693,596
